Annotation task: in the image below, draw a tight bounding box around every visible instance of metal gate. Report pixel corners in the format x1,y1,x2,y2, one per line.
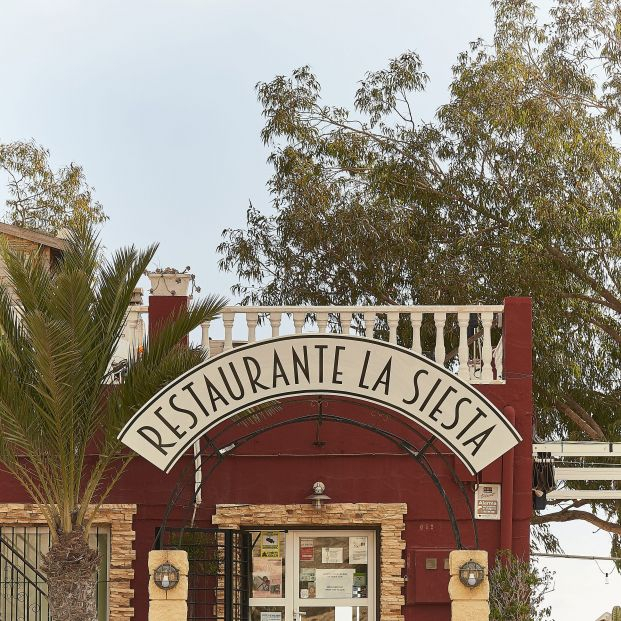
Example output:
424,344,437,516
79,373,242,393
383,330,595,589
0,532,48,621
161,528,250,621
0,526,109,621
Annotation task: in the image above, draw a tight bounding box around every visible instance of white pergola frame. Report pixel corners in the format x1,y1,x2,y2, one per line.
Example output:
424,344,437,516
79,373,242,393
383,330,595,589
533,442,621,501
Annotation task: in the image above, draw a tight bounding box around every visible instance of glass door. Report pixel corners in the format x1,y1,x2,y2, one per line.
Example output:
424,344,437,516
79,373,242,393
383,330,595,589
249,529,375,621
293,530,375,621
249,530,288,621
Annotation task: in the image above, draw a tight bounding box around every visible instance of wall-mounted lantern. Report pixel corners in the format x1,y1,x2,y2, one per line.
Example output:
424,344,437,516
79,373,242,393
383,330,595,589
306,481,330,509
153,562,180,590
458,560,485,588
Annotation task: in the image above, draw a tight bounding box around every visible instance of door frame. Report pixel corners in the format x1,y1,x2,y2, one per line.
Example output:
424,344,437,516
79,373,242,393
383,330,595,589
291,528,376,620
217,503,406,621
247,526,380,621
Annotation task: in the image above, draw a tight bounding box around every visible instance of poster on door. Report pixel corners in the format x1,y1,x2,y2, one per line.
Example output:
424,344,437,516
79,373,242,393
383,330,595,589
349,536,368,564
321,547,343,563
315,568,355,598
260,531,281,557
252,557,283,597
300,538,314,561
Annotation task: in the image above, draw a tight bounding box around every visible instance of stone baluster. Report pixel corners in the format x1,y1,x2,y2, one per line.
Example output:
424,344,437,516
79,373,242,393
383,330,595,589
434,312,446,366
201,321,211,357
316,311,328,334
246,313,258,343
293,312,305,334
387,311,400,345
411,312,422,354
270,312,282,338
363,312,375,338
223,312,235,352
457,312,470,380
340,311,352,335
493,312,504,379
481,311,494,382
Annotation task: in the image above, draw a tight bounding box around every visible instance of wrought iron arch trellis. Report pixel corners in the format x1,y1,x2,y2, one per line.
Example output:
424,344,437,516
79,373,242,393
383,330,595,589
157,395,480,551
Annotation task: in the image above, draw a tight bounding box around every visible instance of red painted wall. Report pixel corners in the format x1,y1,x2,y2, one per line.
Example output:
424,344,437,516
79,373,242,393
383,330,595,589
148,293,189,344
132,296,532,620
0,297,532,621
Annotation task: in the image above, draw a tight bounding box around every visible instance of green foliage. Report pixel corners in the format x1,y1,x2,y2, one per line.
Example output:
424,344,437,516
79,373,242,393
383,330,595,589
0,140,107,233
489,550,554,621
0,222,226,536
218,0,621,547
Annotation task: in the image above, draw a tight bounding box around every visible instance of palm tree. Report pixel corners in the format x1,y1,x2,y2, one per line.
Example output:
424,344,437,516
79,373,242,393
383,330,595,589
0,224,226,621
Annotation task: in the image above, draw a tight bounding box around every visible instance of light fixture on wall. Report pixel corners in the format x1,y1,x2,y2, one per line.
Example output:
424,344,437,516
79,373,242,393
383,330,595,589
306,481,330,509
154,562,180,590
458,560,485,588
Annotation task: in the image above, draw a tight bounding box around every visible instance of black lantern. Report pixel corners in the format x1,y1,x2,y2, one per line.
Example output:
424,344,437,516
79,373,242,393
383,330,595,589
153,562,180,590
458,560,485,588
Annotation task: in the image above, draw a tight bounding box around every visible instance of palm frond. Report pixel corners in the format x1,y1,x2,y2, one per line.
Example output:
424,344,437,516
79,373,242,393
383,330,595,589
0,222,227,534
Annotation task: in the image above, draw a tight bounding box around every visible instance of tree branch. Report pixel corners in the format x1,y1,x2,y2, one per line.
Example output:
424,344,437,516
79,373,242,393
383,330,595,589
548,246,621,314
586,313,621,346
533,509,621,535
554,399,607,440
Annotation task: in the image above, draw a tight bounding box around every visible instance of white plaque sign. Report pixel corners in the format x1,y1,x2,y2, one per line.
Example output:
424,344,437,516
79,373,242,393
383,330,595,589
475,483,502,520
315,568,355,598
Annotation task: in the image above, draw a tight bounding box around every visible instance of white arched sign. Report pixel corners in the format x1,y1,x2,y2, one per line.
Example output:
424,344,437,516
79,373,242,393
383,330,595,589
118,335,521,474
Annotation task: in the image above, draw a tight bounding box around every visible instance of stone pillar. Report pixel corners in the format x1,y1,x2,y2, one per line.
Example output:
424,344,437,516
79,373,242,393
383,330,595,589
448,550,490,621
148,550,189,621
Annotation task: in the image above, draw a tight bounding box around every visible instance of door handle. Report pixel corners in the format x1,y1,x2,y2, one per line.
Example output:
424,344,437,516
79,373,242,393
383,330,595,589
294,612,307,620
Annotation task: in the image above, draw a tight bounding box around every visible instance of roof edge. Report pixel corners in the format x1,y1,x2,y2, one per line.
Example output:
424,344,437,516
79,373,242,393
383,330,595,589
0,222,67,250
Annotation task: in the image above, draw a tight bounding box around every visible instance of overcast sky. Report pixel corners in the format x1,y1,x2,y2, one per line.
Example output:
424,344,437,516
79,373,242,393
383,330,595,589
1,0,620,618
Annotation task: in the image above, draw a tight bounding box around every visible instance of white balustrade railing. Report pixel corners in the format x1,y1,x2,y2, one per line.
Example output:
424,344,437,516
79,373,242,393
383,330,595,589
202,305,505,384
108,304,148,383
124,305,147,352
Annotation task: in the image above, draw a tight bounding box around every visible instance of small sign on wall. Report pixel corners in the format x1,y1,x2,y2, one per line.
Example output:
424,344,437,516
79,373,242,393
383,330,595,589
475,483,501,520
260,531,280,558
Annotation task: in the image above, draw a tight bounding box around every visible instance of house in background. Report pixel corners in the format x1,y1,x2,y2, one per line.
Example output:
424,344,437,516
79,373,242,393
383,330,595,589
0,222,65,284
595,607,621,621
0,228,533,621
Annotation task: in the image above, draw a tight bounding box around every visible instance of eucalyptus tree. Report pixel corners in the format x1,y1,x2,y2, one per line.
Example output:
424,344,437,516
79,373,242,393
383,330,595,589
219,0,621,553
0,140,106,233
0,224,226,621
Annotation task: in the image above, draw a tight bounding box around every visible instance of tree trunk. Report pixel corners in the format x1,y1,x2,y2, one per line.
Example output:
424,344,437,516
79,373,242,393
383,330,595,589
42,529,100,621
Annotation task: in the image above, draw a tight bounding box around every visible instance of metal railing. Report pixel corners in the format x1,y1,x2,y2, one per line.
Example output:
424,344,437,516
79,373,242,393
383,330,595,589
201,304,505,384
0,534,48,621
0,526,109,621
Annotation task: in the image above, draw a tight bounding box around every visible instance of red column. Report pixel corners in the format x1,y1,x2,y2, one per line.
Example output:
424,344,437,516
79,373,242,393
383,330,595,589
500,406,515,552
147,271,191,341
502,297,533,559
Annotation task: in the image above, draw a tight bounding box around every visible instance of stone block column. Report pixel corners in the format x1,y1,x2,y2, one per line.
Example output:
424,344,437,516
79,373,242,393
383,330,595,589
148,550,189,621
448,550,490,621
